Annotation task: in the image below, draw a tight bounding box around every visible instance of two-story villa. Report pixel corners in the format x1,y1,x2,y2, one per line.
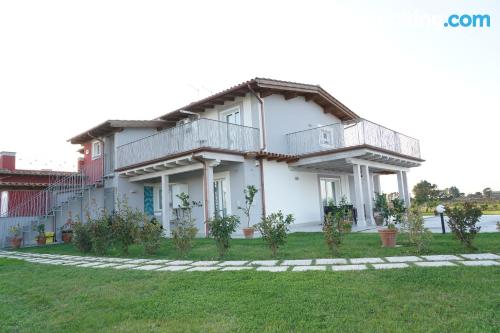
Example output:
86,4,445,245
1,78,423,244
66,78,422,236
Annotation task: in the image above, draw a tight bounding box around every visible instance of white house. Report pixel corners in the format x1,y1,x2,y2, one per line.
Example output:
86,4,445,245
1,78,423,243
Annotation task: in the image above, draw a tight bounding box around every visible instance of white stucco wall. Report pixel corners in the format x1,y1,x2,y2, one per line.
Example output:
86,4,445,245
262,94,342,154
199,94,254,128
263,160,321,224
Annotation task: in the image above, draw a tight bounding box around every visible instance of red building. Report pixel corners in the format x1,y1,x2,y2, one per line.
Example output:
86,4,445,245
0,151,75,217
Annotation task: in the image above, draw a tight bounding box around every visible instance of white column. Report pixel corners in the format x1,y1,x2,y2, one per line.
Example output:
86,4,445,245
352,164,366,226
340,174,351,203
161,174,170,235
202,163,215,236
373,174,381,194
402,171,411,208
362,165,374,225
397,170,406,204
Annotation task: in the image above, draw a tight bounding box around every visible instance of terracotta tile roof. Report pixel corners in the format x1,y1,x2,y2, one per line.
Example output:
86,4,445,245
0,169,76,176
156,77,360,122
247,151,300,163
0,181,49,190
68,119,169,144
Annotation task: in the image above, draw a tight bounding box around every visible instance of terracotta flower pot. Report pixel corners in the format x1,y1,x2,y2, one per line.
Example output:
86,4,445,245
243,227,255,239
36,236,47,246
62,232,73,244
378,228,398,247
11,237,22,249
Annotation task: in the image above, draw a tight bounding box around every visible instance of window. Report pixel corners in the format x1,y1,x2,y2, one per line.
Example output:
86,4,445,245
91,141,102,159
220,106,241,125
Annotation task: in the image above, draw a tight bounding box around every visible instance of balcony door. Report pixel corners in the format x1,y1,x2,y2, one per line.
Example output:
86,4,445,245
220,106,241,150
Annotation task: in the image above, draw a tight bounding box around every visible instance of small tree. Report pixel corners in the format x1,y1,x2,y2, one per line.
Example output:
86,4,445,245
139,218,163,255
256,211,294,256
208,215,240,257
401,208,432,254
445,203,482,249
171,192,200,257
238,185,258,228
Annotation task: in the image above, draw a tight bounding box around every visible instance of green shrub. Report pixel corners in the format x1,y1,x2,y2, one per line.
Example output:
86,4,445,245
445,203,482,249
171,193,199,257
256,211,294,256
88,215,112,255
73,221,92,253
139,218,163,255
208,215,240,257
111,202,143,254
402,208,432,254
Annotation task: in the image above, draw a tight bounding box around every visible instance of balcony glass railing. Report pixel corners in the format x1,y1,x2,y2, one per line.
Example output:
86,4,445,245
116,118,260,169
286,119,421,159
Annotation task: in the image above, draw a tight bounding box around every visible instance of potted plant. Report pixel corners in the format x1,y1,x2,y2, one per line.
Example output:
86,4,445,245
35,223,47,245
9,224,23,249
61,219,74,244
373,193,389,226
238,185,258,239
378,197,406,247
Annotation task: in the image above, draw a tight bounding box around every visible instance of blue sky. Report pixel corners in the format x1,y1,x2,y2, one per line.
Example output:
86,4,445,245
0,0,498,194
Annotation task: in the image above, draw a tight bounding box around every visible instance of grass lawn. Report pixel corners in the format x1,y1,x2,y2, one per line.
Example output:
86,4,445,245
18,232,500,260
482,210,500,215
1,258,498,332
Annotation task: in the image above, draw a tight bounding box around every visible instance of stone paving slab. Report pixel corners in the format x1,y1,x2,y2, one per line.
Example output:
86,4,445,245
250,260,279,266
77,262,106,267
133,265,163,271
315,258,348,265
146,259,173,265
414,261,457,267
191,261,219,266
331,265,367,271
460,260,500,266
421,255,462,261
165,260,193,266
157,265,191,271
350,258,385,264
460,253,500,260
93,263,121,268
385,256,422,262
220,266,254,271
187,266,221,272
218,261,248,266
119,259,151,264
372,263,409,270
281,259,312,266
113,264,139,270
256,266,290,272
292,265,326,272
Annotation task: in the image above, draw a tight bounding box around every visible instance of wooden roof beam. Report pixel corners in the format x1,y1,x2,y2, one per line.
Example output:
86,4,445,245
283,92,299,100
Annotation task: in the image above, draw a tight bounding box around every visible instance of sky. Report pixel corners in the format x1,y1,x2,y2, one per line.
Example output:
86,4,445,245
0,0,499,194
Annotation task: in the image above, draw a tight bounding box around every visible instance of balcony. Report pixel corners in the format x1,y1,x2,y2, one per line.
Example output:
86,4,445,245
116,118,260,170
286,119,421,159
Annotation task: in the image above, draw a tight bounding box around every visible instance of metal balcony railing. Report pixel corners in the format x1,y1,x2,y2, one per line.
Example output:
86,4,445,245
116,118,260,169
286,119,421,159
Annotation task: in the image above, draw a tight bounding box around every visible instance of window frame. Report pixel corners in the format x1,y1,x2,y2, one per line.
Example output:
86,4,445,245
91,140,102,160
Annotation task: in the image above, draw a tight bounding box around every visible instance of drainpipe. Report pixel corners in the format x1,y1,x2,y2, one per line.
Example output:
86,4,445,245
191,155,209,237
247,84,267,218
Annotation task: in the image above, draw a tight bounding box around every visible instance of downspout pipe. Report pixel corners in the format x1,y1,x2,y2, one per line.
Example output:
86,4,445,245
247,84,267,218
